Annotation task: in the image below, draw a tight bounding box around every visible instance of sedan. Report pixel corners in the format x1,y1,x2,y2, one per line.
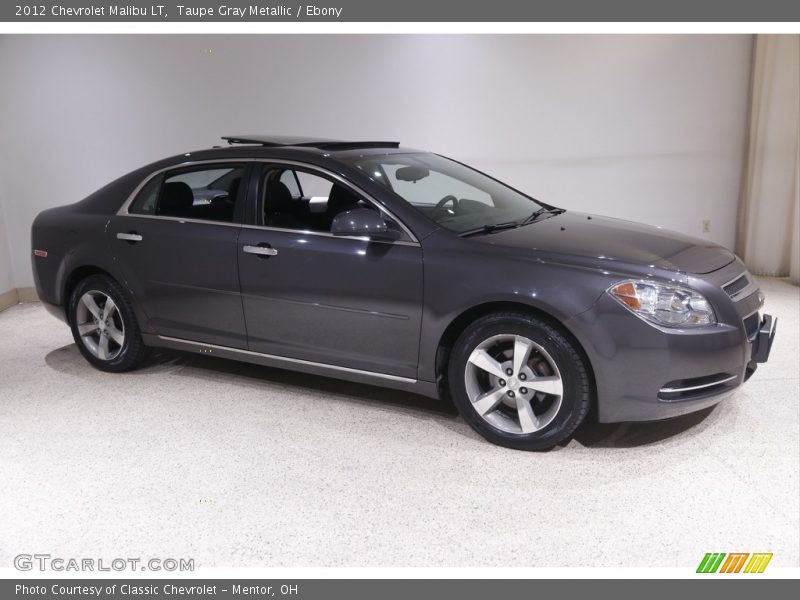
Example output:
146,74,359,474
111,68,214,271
31,136,777,449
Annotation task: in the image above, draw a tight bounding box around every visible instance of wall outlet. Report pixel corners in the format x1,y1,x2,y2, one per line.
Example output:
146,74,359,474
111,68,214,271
702,219,711,233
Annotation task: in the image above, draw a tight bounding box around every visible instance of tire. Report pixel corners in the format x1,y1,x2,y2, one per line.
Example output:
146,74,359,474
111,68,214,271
448,311,592,450
68,274,149,373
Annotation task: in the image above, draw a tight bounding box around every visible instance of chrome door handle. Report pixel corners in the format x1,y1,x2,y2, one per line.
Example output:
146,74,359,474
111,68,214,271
243,245,278,257
116,232,143,242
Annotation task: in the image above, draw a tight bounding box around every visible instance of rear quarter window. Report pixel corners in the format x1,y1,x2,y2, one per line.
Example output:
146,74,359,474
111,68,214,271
129,174,163,215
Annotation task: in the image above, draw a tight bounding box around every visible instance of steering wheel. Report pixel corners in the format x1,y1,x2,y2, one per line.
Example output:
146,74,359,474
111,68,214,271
432,195,459,219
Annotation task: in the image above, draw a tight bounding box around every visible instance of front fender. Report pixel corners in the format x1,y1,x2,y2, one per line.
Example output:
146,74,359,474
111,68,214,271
417,233,620,383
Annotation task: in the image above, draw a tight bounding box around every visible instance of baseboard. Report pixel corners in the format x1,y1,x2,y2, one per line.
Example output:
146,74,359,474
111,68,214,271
0,287,39,312
17,287,40,303
0,288,19,312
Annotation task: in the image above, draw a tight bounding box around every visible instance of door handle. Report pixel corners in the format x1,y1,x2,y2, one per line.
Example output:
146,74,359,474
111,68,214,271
117,232,143,243
243,245,278,257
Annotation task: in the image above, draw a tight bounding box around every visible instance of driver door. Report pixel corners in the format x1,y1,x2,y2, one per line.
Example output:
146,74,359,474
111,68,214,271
237,164,424,379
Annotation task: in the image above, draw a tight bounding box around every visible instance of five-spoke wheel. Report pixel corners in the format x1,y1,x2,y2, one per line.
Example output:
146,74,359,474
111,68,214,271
465,334,563,434
68,274,149,372
448,312,592,450
75,291,126,360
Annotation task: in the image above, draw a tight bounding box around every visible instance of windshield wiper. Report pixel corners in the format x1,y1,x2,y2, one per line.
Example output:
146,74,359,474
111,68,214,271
459,221,524,238
520,206,565,225
458,207,566,238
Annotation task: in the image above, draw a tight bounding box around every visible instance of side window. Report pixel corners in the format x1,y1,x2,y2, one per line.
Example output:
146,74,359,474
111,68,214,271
261,167,369,232
296,171,333,200
129,165,245,223
129,174,163,215
279,170,301,198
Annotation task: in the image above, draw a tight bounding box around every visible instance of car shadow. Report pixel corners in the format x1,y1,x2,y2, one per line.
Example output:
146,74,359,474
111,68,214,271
44,343,716,449
44,343,459,420
571,406,716,449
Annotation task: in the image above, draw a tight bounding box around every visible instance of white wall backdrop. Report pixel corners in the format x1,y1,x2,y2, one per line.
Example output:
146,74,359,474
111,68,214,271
0,35,752,288
0,185,14,294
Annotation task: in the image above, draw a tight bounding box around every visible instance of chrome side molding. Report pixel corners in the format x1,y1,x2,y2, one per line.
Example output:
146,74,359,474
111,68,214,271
155,335,417,383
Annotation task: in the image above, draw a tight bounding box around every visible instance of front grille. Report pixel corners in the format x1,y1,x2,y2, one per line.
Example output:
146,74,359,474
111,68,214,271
723,273,750,298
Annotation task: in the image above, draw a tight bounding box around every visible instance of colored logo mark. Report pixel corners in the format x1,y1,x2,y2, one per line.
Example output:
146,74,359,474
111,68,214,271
697,552,773,573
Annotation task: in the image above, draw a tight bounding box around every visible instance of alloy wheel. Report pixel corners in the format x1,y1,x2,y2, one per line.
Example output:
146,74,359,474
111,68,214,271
75,290,126,361
464,334,563,434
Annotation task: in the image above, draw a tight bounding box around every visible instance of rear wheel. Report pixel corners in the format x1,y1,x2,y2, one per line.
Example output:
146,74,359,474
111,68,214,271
448,312,592,450
68,274,149,372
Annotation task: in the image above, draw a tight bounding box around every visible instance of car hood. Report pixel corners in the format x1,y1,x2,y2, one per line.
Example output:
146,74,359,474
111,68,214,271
473,211,735,274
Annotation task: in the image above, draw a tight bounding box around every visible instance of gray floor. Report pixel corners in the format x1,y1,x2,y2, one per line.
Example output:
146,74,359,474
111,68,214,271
0,277,797,568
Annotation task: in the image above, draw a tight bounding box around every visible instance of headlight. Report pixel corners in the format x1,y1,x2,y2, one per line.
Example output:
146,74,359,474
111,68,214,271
609,280,715,327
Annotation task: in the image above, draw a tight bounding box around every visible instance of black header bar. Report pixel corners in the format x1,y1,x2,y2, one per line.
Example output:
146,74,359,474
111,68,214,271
3,1,800,23
3,578,797,600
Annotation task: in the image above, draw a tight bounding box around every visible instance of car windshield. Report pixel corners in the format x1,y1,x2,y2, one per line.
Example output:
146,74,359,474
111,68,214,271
345,153,549,234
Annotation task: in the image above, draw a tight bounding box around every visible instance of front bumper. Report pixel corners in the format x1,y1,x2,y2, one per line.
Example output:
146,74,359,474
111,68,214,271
565,288,776,423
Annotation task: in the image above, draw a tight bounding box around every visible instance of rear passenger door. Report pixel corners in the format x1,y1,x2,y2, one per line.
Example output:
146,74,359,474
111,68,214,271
109,162,251,348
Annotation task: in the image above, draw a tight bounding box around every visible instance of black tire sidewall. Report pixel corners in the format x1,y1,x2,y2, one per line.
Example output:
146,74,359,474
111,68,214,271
448,313,591,450
68,275,142,372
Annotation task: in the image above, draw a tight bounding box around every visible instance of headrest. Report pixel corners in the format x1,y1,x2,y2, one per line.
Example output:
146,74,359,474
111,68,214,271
159,182,194,217
265,179,293,211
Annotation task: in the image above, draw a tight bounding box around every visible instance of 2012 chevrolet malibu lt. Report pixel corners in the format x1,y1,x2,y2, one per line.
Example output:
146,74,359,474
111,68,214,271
31,136,777,449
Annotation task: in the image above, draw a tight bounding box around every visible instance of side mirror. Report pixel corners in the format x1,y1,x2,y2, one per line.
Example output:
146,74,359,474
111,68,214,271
331,208,401,241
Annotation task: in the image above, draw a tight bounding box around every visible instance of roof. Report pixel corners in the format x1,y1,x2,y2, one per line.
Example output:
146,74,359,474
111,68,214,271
222,135,400,151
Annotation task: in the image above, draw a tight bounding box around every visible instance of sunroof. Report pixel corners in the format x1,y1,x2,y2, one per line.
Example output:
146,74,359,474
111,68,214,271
222,135,400,150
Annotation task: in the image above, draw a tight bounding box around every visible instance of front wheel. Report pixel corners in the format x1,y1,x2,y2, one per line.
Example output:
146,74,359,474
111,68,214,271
448,312,592,450
68,274,149,372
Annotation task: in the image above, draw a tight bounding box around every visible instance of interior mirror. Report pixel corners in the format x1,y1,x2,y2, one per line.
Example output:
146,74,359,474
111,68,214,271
331,208,401,241
395,165,430,182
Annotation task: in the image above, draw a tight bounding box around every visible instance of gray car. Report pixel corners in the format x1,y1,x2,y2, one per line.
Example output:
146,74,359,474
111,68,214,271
31,136,777,449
